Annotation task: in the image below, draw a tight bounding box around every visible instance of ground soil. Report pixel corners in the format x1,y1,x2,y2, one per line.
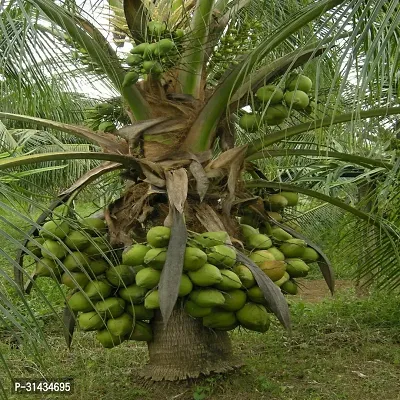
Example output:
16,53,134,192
297,279,354,303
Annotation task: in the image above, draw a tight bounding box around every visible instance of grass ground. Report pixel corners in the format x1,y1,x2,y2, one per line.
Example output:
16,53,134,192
1,286,399,400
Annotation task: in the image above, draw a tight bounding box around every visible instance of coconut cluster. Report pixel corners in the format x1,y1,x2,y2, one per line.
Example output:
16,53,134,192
239,73,316,131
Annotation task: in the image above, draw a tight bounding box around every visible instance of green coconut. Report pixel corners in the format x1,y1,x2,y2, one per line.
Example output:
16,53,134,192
96,329,125,348
143,248,167,270
95,297,126,319
246,234,273,250
255,85,284,104
301,247,320,262
284,90,310,110
131,42,150,54
271,227,293,242
63,252,91,272
35,258,62,277
188,263,223,286
236,303,270,332
190,289,225,308
285,258,310,278
265,194,288,211
83,237,110,257
240,215,260,228
203,311,237,330
232,264,256,288
239,113,260,132
267,211,283,222
144,290,160,309
258,260,286,281
118,284,148,304
78,311,105,331
125,304,154,320
61,271,89,289
80,218,107,235
135,268,161,289
184,300,212,318
98,121,116,132
249,250,275,265
64,231,90,250
214,270,242,291
146,226,171,247
220,289,247,311
84,280,112,300
285,73,313,93
183,247,208,271
247,286,267,304
107,313,134,337
122,244,150,266
147,21,166,36
267,247,285,261
281,279,298,295
179,274,193,297
274,272,290,287
279,239,307,258
87,259,109,277
193,231,228,248
106,265,136,287
207,245,236,268
67,292,94,312
126,54,143,66
154,38,174,56
40,220,70,239
41,239,67,260
122,71,139,87
263,104,289,125
279,191,299,207
127,321,153,341
240,224,259,239
142,60,163,74
26,237,45,257
259,222,272,235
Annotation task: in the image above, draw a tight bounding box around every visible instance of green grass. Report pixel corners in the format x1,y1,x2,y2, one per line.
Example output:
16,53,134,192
1,289,399,400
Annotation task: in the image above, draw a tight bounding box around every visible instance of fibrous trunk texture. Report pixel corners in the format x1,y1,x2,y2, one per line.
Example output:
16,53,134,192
141,306,242,381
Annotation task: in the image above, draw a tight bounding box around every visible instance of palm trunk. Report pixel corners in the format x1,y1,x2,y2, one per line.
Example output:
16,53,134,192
141,306,242,381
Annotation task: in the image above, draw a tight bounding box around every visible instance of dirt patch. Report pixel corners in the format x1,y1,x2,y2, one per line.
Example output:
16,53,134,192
296,279,354,303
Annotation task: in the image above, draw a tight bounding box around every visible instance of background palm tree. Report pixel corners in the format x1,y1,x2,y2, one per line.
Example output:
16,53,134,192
1,0,400,385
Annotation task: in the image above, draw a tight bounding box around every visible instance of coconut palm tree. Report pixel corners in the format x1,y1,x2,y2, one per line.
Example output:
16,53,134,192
1,0,400,383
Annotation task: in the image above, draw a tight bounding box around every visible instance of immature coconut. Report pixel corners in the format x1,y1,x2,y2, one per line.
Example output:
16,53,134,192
271,227,293,242
143,248,167,270
238,113,260,132
214,270,242,291
98,121,116,132
263,104,289,125
267,247,285,261
274,272,290,287
285,73,313,93
40,220,70,239
236,303,271,332
193,231,228,248
61,271,89,289
188,263,223,286
64,231,90,250
122,244,150,266
125,304,154,320
154,38,175,56
233,264,256,288
258,260,286,281
264,194,288,211
220,289,247,311
247,286,267,304
78,311,105,331
95,297,126,319
80,218,107,235
147,21,166,36
284,90,310,110
86,259,109,277
279,191,299,207
122,71,139,87
203,311,238,331
35,258,62,277
127,321,153,341
26,237,45,257
135,268,161,289
207,245,236,268
83,237,110,257
142,60,163,74
107,313,134,337
267,211,283,222
106,265,136,287
63,252,91,272
126,54,143,66
130,42,150,54
183,247,207,271
285,258,310,278
146,226,171,247
249,250,275,265
41,239,67,260
279,239,307,258
246,234,272,250
96,329,125,348
184,300,212,318
84,280,112,300
301,247,320,262
255,85,284,104
179,274,193,297
118,284,148,304
144,290,160,309
281,279,298,295
68,292,94,312
240,224,259,239
190,289,225,308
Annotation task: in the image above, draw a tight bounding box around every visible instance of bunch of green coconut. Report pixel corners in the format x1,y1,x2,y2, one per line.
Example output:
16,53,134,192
83,102,120,132
238,190,320,296
238,73,316,131
123,22,184,87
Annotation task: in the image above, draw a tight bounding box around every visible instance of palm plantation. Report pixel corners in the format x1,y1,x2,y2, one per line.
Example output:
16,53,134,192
1,0,400,388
